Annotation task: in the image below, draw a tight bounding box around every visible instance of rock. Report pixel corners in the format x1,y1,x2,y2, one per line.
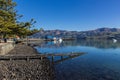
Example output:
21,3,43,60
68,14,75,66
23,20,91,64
0,44,55,80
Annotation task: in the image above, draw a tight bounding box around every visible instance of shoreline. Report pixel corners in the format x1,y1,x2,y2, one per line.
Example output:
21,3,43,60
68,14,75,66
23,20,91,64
0,44,55,80
7,44,38,56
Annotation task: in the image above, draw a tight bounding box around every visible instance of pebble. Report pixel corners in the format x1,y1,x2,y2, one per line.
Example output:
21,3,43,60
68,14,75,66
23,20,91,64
0,44,55,80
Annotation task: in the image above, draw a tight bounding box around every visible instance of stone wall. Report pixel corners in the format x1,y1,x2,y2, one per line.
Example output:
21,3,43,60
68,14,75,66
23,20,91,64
0,43,15,55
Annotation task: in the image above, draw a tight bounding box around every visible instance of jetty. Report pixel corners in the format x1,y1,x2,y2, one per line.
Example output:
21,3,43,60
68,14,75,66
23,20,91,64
53,53,84,64
0,52,85,61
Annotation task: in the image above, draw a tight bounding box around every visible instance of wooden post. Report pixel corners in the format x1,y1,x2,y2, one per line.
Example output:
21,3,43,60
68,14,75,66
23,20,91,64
61,56,63,60
27,57,29,61
52,56,54,63
10,58,12,61
26,36,28,46
41,57,43,60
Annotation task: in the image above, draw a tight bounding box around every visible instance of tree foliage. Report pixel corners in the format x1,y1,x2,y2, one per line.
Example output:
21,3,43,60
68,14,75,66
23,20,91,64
0,0,35,38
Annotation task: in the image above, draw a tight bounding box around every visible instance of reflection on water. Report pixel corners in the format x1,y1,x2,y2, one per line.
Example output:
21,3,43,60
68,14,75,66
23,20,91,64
36,39,120,49
35,40,120,80
50,53,86,65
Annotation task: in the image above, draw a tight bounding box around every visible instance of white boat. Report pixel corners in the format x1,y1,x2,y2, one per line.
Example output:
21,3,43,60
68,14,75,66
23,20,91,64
53,37,57,41
113,39,117,43
59,38,63,43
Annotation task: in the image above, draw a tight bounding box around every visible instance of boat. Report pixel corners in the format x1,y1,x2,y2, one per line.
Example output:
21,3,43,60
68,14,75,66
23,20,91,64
59,38,63,43
113,39,117,43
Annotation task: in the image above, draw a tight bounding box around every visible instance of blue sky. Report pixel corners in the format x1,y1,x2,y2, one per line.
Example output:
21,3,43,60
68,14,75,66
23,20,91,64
16,0,120,31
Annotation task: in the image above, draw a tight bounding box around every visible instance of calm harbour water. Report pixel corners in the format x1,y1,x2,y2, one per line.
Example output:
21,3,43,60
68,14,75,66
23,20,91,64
35,40,120,80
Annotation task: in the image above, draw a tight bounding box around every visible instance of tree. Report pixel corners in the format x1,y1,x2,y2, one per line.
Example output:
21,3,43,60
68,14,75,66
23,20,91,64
0,0,17,37
0,0,35,38
39,27,44,31
28,29,39,36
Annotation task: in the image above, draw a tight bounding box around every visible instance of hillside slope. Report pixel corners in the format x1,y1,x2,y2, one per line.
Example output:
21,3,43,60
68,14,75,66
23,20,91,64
30,28,120,40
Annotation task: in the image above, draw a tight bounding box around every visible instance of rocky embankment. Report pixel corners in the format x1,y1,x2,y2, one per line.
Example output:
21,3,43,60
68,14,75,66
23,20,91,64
0,44,54,80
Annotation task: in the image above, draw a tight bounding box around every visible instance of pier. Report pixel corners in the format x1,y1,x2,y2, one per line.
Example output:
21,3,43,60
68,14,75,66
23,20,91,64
53,53,84,64
0,52,85,62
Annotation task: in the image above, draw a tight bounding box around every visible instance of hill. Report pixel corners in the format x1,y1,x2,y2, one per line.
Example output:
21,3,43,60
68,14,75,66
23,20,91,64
30,28,120,40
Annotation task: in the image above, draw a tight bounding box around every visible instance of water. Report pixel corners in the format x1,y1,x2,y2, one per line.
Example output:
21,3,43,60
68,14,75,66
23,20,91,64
35,40,120,80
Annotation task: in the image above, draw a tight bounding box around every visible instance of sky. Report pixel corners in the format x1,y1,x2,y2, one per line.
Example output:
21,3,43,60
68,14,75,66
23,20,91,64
15,0,120,31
